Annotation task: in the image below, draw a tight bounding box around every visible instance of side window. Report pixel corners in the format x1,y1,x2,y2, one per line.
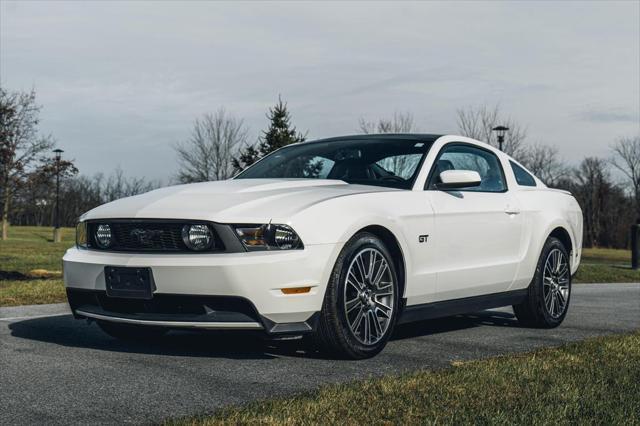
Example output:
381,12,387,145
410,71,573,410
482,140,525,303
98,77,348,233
428,144,507,192
510,161,537,187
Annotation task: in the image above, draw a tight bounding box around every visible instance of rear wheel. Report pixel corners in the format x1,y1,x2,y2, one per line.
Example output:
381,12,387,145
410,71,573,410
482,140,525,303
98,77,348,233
97,321,167,341
314,232,400,359
513,237,571,328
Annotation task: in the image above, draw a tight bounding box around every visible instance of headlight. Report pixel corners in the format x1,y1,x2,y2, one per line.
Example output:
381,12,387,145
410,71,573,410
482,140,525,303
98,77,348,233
95,224,113,248
76,222,88,248
233,224,303,251
182,224,213,251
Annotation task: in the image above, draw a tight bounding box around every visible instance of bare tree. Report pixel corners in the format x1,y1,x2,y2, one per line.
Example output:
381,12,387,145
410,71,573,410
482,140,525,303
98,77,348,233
571,157,610,247
519,143,569,187
357,112,419,176
456,104,527,158
174,109,248,183
359,112,417,134
0,87,53,240
103,167,159,202
611,135,640,216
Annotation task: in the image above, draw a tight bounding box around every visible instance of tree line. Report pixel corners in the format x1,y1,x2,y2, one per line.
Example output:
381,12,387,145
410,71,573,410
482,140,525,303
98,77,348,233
1,86,638,248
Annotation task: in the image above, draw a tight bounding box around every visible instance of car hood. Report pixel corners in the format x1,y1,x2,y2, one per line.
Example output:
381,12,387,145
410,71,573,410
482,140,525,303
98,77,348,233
82,179,397,223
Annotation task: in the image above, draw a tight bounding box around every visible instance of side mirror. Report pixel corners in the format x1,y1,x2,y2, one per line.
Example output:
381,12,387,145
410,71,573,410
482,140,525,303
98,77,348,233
437,170,481,189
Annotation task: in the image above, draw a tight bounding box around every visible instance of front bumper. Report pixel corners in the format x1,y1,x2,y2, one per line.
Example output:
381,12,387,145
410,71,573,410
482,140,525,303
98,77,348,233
63,244,340,333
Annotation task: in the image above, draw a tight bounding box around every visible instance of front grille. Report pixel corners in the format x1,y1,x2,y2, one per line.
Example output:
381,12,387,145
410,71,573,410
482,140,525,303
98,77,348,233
87,220,224,252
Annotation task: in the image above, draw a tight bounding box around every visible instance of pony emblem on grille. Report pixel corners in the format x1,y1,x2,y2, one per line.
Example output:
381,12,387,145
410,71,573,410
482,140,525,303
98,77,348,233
130,228,164,246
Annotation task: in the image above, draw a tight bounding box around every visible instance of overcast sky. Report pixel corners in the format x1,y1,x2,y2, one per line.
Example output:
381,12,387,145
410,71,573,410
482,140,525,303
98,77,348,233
1,0,639,182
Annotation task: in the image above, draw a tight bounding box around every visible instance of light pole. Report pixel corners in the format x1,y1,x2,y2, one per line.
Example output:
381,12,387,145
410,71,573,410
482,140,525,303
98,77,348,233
53,148,64,243
492,125,509,152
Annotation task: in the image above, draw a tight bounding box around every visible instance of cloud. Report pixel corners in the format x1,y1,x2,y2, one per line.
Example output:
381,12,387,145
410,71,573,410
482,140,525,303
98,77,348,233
578,109,640,123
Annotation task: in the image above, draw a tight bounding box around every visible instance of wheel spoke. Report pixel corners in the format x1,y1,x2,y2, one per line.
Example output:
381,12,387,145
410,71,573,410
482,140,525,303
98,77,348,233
368,250,377,281
370,310,383,339
352,307,365,333
556,289,566,306
375,305,391,319
544,262,554,277
374,297,392,313
363,311,371,344
544,288,552,308
373,262,388,289
345,297,360,314
347,274,363,291
355,255,367,281
375,285,393,298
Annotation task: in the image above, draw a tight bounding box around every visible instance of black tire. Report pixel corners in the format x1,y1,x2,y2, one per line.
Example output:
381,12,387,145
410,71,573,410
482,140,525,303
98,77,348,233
97,320,168,341
314,232,400,359
513,237,571,328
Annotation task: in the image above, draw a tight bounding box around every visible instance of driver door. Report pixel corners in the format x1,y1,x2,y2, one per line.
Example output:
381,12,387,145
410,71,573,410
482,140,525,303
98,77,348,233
426,143,524,301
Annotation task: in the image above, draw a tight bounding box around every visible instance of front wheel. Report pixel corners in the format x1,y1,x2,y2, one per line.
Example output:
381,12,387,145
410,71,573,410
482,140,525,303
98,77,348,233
313,232,400,359
513,237,571,328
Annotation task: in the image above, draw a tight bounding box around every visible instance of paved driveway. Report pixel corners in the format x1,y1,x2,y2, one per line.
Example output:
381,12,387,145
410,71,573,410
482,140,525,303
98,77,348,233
1,283,638,425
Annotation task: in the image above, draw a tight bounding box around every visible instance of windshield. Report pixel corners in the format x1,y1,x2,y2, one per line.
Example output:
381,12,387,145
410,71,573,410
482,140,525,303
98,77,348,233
235,138,433,189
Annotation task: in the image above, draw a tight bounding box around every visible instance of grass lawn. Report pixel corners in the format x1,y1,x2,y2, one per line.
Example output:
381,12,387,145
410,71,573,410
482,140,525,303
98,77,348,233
0,226,73,307
576,247,640,283
0,226,638,307
169,331,640,425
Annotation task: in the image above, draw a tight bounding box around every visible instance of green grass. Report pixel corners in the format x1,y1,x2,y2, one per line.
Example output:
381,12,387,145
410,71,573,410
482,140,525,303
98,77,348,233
0,279,66,306
169,332,640,425
582,247,632,264
576,247,640,283
0,227,638,307
574,264,640,283
0,225,73,307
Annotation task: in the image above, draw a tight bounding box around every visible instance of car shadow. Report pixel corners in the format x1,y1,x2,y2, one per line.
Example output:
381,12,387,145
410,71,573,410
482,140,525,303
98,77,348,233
8,309,520,360
392,309,520,341
8,314,281,360
0,270,30,280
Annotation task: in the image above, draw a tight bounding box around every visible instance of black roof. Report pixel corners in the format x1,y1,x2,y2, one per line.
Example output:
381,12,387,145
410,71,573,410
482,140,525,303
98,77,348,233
302,133,444,144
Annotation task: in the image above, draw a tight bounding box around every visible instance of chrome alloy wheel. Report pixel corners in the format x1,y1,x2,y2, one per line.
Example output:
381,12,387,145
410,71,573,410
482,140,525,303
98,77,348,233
543,248,570,319
343,248,395,345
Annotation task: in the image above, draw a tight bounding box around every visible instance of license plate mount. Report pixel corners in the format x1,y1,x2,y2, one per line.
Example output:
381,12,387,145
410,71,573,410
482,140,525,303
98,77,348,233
104,266,155,300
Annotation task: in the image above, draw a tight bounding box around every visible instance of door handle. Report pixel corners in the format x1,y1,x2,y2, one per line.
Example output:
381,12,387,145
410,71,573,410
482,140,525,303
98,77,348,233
505,206,521,215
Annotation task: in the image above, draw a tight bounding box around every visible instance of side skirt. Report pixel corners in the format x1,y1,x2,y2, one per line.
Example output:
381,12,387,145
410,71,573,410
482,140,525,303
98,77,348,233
397,288,528,325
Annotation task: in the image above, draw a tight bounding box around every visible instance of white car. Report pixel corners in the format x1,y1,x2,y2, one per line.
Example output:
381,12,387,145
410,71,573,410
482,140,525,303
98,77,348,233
64,134,583,359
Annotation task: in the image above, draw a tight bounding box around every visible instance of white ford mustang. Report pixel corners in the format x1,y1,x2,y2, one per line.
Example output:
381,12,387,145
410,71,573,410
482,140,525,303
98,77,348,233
64,134,583,359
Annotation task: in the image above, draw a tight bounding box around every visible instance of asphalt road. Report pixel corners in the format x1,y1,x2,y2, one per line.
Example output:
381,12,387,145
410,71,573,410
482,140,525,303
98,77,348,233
1,283,638,425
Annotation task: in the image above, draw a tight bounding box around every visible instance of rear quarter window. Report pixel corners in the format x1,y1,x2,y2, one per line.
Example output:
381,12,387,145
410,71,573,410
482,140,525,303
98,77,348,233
510,161,537,187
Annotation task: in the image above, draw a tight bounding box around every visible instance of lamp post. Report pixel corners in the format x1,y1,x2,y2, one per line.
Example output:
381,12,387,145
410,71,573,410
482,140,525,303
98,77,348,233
53,149,64,243
492,125,509,151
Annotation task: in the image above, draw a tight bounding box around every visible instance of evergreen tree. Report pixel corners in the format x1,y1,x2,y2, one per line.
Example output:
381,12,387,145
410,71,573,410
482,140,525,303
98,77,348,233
233,96,305,172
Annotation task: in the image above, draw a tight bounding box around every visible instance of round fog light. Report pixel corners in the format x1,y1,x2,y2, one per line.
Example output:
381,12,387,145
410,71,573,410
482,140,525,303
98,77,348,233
182,224,213,251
